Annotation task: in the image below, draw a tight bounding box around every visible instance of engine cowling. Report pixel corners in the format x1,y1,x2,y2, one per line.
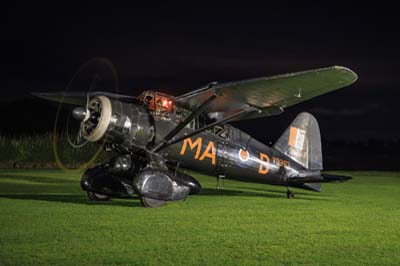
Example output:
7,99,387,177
81,96,154,152
172,171,202,195
133,169,191,201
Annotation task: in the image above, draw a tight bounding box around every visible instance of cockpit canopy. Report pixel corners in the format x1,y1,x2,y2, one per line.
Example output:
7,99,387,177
137,90,175,114
137,90,192,123
137,90,228,138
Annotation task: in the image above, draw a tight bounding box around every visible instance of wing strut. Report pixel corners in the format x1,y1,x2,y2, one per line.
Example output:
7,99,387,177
152,94,217,152
155,107,257,152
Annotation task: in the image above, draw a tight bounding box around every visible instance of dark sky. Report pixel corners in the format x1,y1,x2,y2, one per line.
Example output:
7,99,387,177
2,1,399,141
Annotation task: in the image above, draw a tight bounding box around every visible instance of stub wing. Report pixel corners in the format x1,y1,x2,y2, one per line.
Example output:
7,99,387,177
176,66,357,121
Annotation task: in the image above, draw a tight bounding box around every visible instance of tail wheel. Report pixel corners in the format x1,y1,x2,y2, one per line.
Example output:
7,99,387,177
87,191,110,201
286,188,295,199
140,197,166,208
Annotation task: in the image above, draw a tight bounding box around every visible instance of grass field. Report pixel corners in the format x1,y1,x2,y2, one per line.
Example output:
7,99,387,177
0,170,399,266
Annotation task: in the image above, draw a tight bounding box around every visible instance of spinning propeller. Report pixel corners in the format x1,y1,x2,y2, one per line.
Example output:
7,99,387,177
51,58,119,171
66,83,92,149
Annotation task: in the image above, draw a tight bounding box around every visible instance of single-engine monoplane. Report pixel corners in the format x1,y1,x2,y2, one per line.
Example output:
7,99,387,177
34,64,357,207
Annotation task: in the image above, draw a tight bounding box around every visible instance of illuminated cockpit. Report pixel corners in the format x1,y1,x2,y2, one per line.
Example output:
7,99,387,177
137,91,225,137
137,91,182,121
138,91,174,112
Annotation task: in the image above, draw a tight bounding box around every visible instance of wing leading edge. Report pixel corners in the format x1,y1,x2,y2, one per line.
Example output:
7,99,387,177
32,91,138,106
176,66,357,121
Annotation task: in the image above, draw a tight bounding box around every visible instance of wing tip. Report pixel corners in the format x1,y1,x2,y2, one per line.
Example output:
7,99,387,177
332,65,358,84
31,92,51,100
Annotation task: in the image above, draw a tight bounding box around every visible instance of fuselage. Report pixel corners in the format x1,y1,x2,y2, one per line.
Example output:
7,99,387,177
74,91,306,188
69,91,307,189
154,119,304,186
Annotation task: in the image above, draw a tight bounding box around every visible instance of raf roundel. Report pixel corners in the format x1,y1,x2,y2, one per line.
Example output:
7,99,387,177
238,148,250,162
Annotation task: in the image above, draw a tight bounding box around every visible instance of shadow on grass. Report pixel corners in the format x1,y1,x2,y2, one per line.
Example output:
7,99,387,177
0,188,327,208
198,188,327,201
237,186,330,197
0,172,327,205
0,174,75,184
0,193,142,207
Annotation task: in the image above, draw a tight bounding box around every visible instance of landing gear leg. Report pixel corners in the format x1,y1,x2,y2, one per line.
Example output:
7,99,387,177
286,187,295,199
216,175,225,190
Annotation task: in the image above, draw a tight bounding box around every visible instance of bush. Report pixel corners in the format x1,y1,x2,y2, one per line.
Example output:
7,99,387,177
0,133,112,165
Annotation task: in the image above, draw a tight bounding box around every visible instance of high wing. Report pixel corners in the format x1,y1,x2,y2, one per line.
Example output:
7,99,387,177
32,91,138,106
175,66,358,121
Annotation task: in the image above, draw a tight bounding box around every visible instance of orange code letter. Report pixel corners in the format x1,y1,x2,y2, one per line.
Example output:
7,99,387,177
258,152,270,174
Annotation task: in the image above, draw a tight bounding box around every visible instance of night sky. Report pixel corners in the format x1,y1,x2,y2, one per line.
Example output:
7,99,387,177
2,2,399,142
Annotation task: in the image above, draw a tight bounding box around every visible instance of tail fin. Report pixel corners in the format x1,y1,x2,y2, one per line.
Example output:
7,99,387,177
273,112,322,170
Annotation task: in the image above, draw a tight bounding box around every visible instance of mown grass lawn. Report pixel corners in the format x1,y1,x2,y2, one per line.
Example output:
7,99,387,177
0,169,399,266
